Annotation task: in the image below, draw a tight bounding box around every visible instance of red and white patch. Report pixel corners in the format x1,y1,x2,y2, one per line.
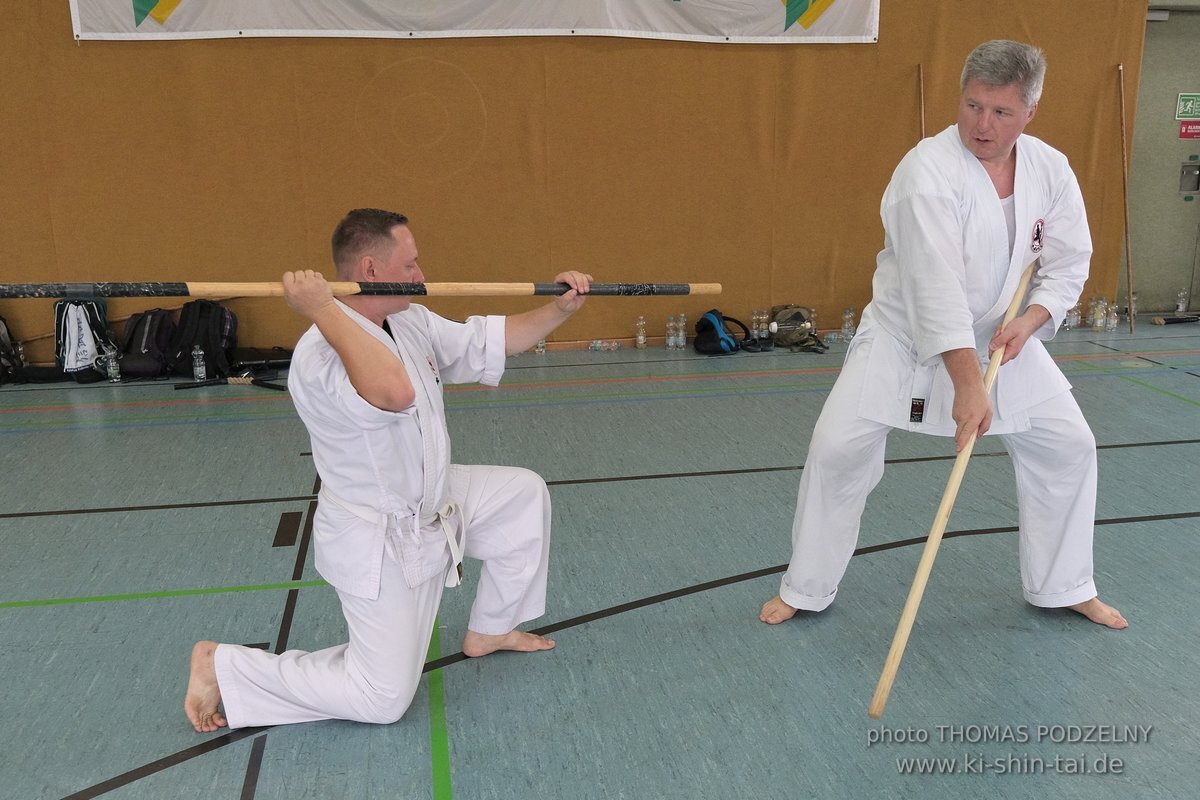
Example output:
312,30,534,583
1031,218,1045,253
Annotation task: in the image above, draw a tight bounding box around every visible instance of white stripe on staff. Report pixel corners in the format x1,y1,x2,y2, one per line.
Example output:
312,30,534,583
867,262,1035,720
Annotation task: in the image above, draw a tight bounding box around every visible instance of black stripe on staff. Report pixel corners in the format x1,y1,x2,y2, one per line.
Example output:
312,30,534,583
0,281,721,299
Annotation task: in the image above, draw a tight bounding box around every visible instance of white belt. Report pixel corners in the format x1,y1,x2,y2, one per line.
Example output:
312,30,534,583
318,487,464,588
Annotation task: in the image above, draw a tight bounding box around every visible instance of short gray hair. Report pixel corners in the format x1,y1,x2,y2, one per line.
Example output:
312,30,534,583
960,40,1046,107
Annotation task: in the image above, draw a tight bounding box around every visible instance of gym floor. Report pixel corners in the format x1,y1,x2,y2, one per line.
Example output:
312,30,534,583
2,322,1198,800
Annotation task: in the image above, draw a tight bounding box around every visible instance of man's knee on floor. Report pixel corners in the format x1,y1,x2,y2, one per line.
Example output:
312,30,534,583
351,683,420,725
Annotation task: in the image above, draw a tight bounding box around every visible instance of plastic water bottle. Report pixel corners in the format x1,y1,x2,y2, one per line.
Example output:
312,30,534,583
665,316,676,349
840,307,857,343
1064,305,1081,330
14,342,26,367
677,313,687,350
635,315,647,349
1105,306,1119,332
104,345,121,382
191,345,207,382
1092,297,1107,331
534,339,546,355
1177,288,1189,314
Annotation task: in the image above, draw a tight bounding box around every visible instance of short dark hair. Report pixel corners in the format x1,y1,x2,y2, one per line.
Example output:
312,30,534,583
331,208,409,277
961,40,1046,107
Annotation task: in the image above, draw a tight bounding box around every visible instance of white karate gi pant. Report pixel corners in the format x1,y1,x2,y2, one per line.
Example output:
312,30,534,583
214,464,552,728
779,348,1099,612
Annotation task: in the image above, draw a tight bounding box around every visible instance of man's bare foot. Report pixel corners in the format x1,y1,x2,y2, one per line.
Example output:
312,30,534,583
1067,597,1128,630
759,595,799,625
462,629,556,658
184,641,228,732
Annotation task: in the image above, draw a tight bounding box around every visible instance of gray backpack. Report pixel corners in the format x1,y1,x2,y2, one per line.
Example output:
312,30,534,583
770,305,827,353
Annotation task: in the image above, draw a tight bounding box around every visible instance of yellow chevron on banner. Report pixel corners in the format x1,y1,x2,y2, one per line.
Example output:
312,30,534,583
799,0,836,29
781,0,837,31
149,0,182,25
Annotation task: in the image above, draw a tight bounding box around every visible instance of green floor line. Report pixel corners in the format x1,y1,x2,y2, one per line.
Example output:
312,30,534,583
1117,375,1200,408
1069,358,1200,408
427,622,454,800
0,579,328,609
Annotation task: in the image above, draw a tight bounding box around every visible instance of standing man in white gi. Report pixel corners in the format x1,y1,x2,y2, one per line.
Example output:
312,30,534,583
760,41,1127,630
185,208,593,732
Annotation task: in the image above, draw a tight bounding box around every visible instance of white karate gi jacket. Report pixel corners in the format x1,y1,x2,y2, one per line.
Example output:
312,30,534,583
288,301,506,600
854,124,1091,436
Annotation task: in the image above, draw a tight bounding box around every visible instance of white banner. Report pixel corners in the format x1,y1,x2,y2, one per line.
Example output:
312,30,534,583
70,1,879,44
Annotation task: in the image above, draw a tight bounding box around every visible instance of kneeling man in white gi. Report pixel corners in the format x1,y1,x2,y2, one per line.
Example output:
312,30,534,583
760,41,1127,630
185,208,592,731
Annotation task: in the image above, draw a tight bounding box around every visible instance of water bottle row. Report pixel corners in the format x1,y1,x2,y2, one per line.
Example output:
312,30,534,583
526,307,861,354
93,343,209,383
1064,294,1138,332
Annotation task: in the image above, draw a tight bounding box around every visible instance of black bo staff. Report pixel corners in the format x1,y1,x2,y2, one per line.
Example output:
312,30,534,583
0,281,722,299
1150,314,1198,326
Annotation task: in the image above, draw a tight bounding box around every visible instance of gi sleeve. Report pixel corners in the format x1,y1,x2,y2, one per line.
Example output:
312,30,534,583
1026,162,1092,341
423,311,507,387
288,330,414,433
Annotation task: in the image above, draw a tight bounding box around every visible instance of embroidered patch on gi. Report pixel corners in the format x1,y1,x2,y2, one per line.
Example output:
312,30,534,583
910,398,925,423
1031,218,1045,253
426,356,440,384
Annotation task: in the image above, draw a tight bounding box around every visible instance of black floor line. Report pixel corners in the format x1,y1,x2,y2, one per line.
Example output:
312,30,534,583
0,495,317,521
8,438,1200,522
57,506,1199,800
238,501,317,798
273,501,316,655
238,735,267,800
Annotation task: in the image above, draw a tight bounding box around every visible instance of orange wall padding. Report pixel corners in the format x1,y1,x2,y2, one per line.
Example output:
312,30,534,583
0,2,1145,360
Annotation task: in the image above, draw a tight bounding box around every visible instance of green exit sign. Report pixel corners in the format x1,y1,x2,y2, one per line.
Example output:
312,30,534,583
1178,93,1200,120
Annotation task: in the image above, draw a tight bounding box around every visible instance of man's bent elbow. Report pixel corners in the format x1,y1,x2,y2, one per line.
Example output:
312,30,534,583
362,384,416,413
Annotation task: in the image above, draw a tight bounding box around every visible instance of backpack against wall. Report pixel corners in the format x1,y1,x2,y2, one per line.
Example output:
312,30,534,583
0,315,24,384
770,304,828,354
54,299,117,383
693,309,749,356
166,300,238,378
119,308,177,378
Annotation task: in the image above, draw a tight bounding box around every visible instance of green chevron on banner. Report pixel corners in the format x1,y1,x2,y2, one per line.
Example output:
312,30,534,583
786,0,809,30
132,0,156,26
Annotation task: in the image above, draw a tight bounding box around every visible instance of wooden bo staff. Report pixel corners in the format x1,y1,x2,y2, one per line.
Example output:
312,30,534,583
867,262,1036,720
1117,63,1137,334
0,281,721,299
